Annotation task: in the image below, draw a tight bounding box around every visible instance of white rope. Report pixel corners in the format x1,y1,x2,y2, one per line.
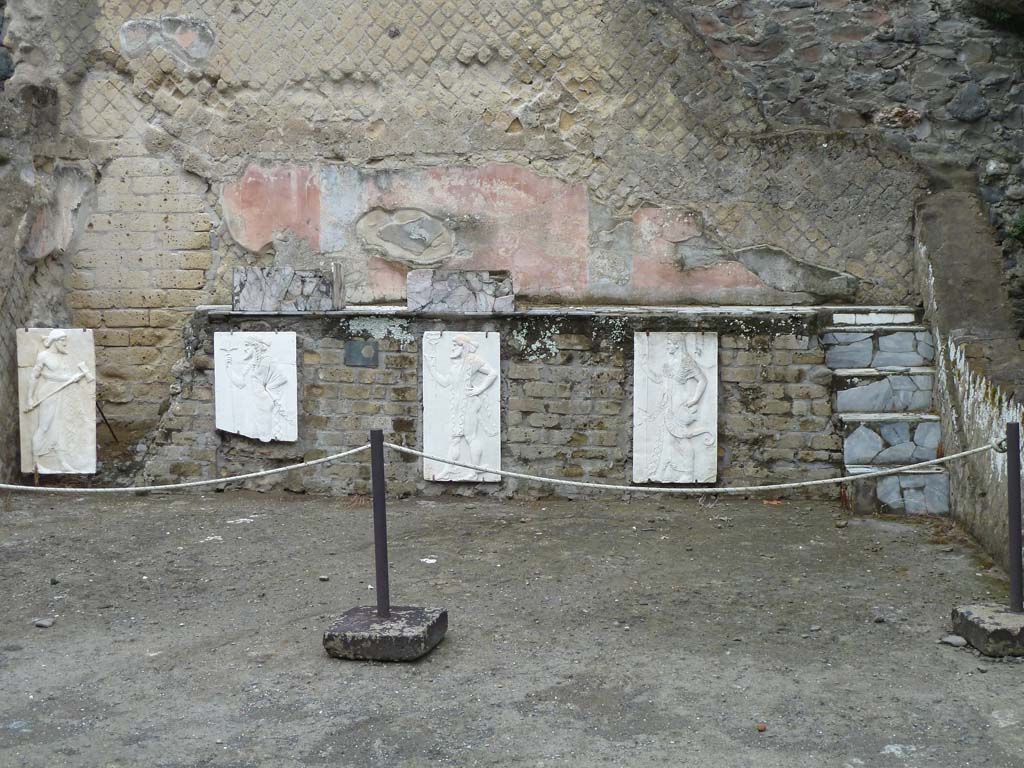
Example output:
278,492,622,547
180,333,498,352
384,441,1000,495
0,444,371,495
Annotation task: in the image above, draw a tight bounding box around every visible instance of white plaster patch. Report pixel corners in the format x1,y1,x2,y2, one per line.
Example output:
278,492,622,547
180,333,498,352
509,325,558,361
881,744,918,758
17,329,97,475
422,332,501,482
832,312,917,325
990,709,1020,728
348,317,414,344
214,332,298,442
633,332,718,484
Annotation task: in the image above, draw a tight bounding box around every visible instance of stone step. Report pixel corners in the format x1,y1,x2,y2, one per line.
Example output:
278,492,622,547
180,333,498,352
845,466,949,515
834,368,935,414
823,328,934,369
835,412,940,423
831,309,920,326
822,325,927,333
841,415,941,465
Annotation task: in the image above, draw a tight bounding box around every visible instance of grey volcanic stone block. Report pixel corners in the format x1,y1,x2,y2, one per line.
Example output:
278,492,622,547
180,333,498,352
878,332,915,352
952,604,1024,657
827,338,873,368
915,422,940,449
407,269,515,313
875,442,915,464
873,351,926,367
877,476,904,510
233,267,336,312
924,474,950,514
836,375,933,413
879,423,910,446
323,606,447,661
845,425,883,464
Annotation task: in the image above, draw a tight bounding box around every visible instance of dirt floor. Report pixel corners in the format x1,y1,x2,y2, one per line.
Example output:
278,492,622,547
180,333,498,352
1,490,1022,767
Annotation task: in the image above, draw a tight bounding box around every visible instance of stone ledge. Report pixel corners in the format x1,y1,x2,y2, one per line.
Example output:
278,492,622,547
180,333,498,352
201,303,917,321
952,604,1024,657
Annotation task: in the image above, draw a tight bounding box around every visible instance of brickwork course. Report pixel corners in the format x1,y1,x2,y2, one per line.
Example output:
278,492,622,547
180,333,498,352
0,0,1022,490
142,313,838,497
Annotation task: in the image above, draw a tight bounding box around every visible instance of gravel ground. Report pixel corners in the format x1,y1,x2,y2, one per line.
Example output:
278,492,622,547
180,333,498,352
1,491,1022,767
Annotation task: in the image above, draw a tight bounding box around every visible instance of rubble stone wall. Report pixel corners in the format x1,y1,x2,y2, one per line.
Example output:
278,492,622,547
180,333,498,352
140,311,839,498
670,0,1024,327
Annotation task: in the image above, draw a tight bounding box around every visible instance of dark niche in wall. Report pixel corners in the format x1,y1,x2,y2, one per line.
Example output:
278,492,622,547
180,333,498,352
0,1,12,86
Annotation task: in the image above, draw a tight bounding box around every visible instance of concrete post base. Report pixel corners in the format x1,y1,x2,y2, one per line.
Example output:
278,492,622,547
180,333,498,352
323,606,448,662
951,604,1024,657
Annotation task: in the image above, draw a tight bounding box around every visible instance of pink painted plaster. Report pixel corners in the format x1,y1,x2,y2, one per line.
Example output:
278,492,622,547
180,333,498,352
631,207,769,301
364,164,589,300
222,165,321,253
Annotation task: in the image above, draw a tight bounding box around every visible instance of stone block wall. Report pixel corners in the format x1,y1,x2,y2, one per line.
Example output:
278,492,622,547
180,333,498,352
139,310,839,498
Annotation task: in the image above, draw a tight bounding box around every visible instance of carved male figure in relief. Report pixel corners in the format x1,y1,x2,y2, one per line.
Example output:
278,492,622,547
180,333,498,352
635,333,717,483
223,336,290,442
423,333,499,481
22,329,96,474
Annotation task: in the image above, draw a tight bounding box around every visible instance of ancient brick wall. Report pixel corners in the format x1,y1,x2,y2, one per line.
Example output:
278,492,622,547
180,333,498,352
1,0,1021,486
140,311,839,497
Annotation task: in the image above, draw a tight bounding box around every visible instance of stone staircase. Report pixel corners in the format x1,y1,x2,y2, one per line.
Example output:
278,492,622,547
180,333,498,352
823,309,949,515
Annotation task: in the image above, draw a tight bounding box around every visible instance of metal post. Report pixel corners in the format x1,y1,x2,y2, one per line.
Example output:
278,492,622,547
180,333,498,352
1008,423,1023,613
370,429,391,618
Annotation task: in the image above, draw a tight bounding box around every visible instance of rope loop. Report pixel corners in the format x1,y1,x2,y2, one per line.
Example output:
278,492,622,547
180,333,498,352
384,440,1002,495
0,434,1006,497
0,444,371,495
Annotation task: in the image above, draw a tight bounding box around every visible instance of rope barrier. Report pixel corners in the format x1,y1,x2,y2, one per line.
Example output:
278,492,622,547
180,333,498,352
0,437,1003,497
0,444,371,495
384,441,1001,495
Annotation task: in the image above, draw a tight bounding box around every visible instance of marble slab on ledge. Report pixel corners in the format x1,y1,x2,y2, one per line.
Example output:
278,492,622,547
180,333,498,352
17,328,97,474
232,267,338,312
407,270,515,313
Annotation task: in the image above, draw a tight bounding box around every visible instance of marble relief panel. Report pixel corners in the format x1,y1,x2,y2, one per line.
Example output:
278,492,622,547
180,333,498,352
18,328,97,474
214,332,298,442
422,332,501,482
633,332,718,484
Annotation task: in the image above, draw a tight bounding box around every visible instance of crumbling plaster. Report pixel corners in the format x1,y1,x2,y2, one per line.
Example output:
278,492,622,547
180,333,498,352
0,0,101,482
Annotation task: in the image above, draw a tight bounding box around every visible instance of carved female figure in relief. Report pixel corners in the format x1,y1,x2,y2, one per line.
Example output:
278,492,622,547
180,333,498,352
223,336,289,442
424,333,498,480
638,334,714,482
23,329,94,473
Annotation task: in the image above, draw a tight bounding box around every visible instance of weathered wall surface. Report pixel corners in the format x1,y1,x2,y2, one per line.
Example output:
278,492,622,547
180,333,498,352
1,0,1021,489
670,0,1024,326
9,0,925,464
917,199,1023,570
140,311,838,497
0,0,94,481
